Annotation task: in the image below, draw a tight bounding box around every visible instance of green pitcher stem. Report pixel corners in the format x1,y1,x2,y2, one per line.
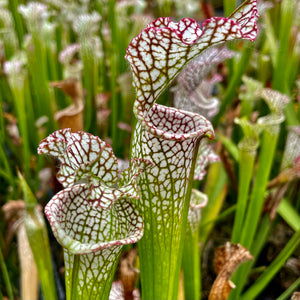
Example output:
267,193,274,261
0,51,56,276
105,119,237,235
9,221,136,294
240,128,279,249
172,137,202,300
232,147,256,243
137,136,202,300
65,249,121,300
137,193,186,300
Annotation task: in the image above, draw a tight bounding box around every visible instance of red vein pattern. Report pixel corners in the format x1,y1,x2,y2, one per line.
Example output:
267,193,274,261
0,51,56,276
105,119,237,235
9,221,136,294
38,129,152,209
45,184,144,254
126,1,258,298
125,0,258,135
38,129,152,298
131,112,212,298
38,128,119,188
45,184,144,299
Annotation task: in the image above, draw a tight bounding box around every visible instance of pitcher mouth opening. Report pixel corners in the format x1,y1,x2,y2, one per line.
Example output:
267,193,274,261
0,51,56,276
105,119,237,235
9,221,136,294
45,185,144,255
141,103,214,141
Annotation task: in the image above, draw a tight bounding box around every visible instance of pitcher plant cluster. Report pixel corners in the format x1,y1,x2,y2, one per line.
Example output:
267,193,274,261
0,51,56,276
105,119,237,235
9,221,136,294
2,0,300,299
36,1,259,299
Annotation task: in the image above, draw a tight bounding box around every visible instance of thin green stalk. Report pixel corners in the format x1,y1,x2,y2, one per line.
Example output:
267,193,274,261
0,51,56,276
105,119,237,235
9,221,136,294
283,94,299,127
262,12,277,65
55,25,63,77
217,133,240,162
251,214,272,259
45,41,58,82
9,71,31,181
200,204,236,229
232,148,255,243
230,127,279,299
199,162,228,248
26,33,55,132
23,76,39,154
287,52,300,95
81,39,98,133
276,277,300,300
256,54,271,89
72,12,101,134
272,0,296,93
108,0,119,150
2,134,21,167
0,28,16,60
95,2,109,92
182,229,201,300
0,73,14,109
240,128,278,247
53,24,69,109
242,229,300,300
0,145,15,192
8,0,24,47
108,48,118,147
0,247,14,300
0,92,15,192
272,0,298,126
